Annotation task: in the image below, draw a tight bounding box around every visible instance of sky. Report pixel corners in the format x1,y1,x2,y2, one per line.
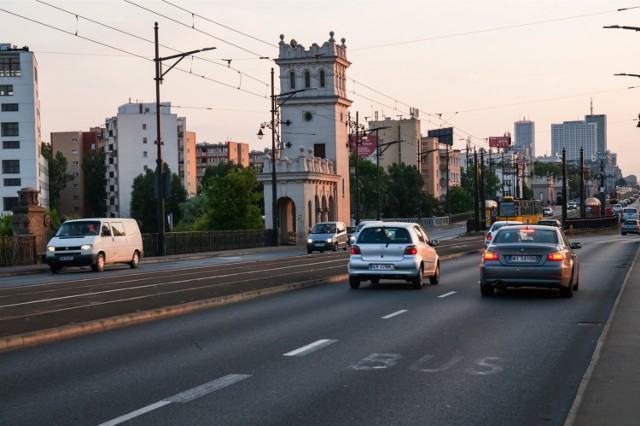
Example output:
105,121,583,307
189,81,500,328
2,0,640,177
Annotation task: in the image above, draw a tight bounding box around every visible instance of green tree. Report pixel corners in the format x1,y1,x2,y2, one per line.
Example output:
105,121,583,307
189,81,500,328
41,143,74,211
202,167,263,230
446,185,469,214
0,214,12,236
349,154,387,219
199,162,242,193
130,164,186,233
82,150,107,217
384,162,422,218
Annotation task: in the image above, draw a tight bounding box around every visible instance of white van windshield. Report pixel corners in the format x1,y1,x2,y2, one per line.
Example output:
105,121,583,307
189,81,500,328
55,221,101,237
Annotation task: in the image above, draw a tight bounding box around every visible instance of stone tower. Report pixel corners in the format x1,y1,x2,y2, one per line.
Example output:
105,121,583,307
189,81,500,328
258,32,352,245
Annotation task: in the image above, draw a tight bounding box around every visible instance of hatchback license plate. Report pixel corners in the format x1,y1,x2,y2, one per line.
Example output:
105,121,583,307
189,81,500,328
509,255,538,263
59,256,73,261
369,264,394,271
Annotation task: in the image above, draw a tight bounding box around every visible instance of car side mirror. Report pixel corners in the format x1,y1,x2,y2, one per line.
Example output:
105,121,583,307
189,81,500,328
570,242,582,249
429,239,440,247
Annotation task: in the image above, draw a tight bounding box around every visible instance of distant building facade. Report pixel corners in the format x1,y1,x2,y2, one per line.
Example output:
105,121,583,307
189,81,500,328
514,119,535,157
0,43,48,214
195,141,250,187
585,114,607,155
551,120,597,163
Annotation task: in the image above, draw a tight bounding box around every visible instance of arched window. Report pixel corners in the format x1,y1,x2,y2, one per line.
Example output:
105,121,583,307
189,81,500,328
304,71,311,88
289,71,296,89
320,70,325,87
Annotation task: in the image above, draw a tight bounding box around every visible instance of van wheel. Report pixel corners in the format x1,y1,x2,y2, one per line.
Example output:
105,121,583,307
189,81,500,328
91,253,105,272
50,266,61,274
129,251,140,269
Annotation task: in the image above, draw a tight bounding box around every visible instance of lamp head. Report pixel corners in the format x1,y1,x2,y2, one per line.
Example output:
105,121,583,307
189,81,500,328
257,128,264,139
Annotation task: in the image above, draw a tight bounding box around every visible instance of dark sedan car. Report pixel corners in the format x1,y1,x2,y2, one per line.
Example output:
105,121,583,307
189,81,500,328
480,225,581,298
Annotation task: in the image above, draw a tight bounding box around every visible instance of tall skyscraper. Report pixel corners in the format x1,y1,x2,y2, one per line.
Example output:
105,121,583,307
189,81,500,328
0,43,48,213
585,114,607,155
551,120,597,162
514,119,535,157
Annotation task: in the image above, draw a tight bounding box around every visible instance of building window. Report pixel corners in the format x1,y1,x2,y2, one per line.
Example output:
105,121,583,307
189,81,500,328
0,56,21,77
3,178,20,186
3,197,19,211
72,161,79,165
143,137,148,144
1,122,19,137
2,160,20,174
73,184,79,189
313,143,326,159
73,195,80,200
1,103,18,112
320,70,325,87
71,138,78,144
143,165,148,171
71,149,78,155
144,108,150,113
304,71,311,88
72,172,79,177
73,206,81,212
2,140,19,149
0,84,14,96
289,71,296,89
143,151,148,158
142,123,147,130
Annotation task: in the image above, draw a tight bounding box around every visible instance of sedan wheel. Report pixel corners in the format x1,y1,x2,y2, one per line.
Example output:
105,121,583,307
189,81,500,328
560,283,573,298
480,284,494,297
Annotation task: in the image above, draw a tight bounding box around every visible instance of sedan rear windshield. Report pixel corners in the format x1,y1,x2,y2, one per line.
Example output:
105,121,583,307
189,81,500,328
358,227,411,243
494,229,558,244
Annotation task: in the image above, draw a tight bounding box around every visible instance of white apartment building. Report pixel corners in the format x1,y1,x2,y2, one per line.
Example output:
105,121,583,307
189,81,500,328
551,120,597,163
102,102,180,217
0,43,48,214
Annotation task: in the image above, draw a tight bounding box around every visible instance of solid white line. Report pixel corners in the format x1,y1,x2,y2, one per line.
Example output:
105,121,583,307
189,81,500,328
438,291,457,298
283,339,337,356
98,374,251,426
382,310,408,319
98,401,172,426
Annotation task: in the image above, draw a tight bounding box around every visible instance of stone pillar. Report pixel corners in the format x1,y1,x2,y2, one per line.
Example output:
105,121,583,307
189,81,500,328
12,188,55,261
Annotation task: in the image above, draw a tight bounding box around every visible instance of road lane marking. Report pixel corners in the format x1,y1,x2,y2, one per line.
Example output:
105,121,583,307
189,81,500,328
382,310,407,319
99,374,251,426
283,339,337,356
438,291,457,298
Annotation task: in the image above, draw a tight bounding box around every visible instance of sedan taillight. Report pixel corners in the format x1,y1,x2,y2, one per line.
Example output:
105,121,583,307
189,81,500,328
483,251,499,261
404,245,418,255
350,245,361,255
546,252,565,261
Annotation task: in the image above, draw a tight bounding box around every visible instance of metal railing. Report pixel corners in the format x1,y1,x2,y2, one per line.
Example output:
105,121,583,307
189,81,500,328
142,229,273,257
0,235,36,267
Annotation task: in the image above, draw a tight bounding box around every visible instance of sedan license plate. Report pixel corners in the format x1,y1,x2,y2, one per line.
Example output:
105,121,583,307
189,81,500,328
59,256,73,261
313,243,324,247
369,264,394,271
509,255,538,263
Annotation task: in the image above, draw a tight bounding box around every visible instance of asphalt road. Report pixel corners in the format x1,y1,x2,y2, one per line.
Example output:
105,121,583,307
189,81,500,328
0,231,635,425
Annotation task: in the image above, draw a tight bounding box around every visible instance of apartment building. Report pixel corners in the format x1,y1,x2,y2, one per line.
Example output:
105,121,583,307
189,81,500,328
0,43,48,213
195,141,249,187
419,136,461,204
102,101,180,218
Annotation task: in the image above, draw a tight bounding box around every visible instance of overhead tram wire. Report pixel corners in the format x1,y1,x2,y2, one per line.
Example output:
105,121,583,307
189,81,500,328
0,7,268,99
35,0,270,88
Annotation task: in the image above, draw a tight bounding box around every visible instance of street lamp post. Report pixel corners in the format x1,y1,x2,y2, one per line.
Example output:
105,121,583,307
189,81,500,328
257,69,316,246
372,130,401,220
154,22,214,256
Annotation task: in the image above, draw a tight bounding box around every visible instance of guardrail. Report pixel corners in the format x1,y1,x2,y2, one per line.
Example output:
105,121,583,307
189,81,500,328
142,229,272,257
0,236,36,267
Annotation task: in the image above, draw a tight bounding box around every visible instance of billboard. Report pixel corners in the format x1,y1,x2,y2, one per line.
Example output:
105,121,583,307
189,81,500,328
349,134,377,157
489,136,511,148
427,127,454,146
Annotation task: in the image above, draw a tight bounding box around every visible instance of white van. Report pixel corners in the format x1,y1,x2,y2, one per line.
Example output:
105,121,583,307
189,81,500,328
45,218,143,273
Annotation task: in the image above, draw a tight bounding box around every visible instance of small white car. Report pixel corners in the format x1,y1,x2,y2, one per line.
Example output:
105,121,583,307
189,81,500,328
348,222,440,289
542,207,553,217
485,220,523,246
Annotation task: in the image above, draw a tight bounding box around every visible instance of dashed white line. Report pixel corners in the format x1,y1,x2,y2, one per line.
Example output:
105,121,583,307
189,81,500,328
438,291,457,298
382,310,408,319
283,339,337,356
99,374,251,426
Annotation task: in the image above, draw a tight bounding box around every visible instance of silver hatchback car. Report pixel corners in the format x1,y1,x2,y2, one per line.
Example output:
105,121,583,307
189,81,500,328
348,222,440,289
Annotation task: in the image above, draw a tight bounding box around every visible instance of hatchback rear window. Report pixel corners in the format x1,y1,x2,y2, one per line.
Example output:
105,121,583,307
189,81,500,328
494,229,558,244
358,227,411,243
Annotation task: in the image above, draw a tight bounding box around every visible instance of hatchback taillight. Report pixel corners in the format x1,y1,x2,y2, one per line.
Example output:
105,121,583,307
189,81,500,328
546,252,565,261
350,246,361,255
486,234,492,242
404,245,418,255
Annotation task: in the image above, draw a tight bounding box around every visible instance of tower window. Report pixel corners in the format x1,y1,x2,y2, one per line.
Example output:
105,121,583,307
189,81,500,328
289,71,296,89
320,70,325,87
304,71,311,88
